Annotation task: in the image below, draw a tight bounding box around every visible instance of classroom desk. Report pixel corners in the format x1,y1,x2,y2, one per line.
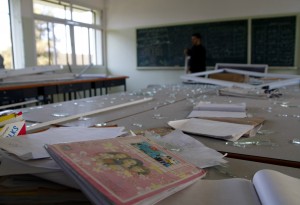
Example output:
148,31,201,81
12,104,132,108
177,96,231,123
0,157,299,205
0,75,128,105
5,83,300,204
20,83,300,168
107,85,300,168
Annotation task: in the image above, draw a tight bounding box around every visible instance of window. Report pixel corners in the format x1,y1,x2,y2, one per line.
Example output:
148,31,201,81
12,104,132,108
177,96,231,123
0,0,14,69
33,0,103,66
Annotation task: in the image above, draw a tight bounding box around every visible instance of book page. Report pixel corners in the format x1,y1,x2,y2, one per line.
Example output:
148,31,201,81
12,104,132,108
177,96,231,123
156,178,261,205
253,169,300,205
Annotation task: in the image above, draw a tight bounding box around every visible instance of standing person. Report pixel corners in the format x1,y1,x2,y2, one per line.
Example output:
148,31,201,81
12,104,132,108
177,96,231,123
184,33,206,73
0,54,4,69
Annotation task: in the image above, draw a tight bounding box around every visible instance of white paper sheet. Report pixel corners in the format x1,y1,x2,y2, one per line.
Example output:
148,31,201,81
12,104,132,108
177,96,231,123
187,110,247,118
168,118,254,141
0,127,126,160
0,149,60,175
194,102,246,112
146,130,227,168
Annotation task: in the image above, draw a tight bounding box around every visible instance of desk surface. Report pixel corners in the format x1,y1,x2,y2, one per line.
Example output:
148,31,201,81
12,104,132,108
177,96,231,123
8,83,300,204
0,157,299,205
20,84,300,167
0,74,128,90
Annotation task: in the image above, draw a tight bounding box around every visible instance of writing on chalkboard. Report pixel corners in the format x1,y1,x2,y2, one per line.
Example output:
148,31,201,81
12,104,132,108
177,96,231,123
137,16,296,68
137,20,248,67
251,16,296,66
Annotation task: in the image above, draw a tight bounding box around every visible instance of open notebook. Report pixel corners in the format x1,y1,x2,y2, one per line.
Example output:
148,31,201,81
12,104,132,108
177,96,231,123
156,169,300,205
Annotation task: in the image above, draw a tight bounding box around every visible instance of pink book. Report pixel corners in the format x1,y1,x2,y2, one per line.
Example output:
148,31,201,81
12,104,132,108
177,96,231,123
45,135,206,205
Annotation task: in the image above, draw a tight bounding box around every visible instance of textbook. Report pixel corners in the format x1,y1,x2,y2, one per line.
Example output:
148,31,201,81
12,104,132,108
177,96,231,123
45,135,206,205
156,169,300,205
0,110,26,138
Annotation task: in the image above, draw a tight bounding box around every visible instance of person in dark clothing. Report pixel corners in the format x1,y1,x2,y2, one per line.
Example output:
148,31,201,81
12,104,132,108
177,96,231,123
184,33,206,73
0,54,4,69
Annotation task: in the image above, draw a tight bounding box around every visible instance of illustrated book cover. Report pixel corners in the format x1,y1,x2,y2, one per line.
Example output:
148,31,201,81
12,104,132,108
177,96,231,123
44,135,206,205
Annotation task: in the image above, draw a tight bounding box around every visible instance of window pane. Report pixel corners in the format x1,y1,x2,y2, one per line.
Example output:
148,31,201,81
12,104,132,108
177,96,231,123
96,30,103,65
33,0,103,66
35,20,51,65
54,24,72,65
72,7,94,24
89,28,96,65
74,26,90,65
0,0,13,69
33,0,71,20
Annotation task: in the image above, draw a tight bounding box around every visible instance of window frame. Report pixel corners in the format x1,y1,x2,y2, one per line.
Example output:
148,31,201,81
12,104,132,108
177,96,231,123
33,0,105,68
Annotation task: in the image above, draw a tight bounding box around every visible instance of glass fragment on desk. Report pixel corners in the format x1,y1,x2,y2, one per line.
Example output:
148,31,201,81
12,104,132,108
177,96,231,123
225,140,277,148
52,113,69,117
291,138,300,145
52,104,63,107
276,113,289,118
84,100,94,103
132,123,143,128
78,117,90,121
29,106,43,110
213,164,237,178
152,113,167,120
165,99,176,104
257,129,274,135
280,103,300,108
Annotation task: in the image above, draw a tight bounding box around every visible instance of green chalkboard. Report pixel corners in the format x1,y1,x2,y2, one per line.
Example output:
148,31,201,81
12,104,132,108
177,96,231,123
137,20,248,67
251,16,296,66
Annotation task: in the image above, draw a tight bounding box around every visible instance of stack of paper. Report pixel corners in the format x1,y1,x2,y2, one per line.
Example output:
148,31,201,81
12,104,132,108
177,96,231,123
168,118,255,141
187,102,247,118
0,127,126,187
0,110,26,138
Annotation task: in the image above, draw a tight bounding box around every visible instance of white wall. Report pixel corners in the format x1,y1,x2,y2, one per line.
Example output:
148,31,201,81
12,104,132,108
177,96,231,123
106,0,300,91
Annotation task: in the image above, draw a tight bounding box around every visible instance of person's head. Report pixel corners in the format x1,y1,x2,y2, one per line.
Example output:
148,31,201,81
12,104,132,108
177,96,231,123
191,33,202,46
